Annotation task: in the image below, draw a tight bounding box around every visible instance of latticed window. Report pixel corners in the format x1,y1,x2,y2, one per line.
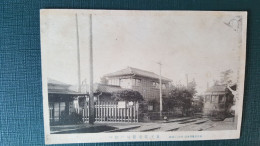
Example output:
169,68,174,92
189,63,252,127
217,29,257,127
120,78,131,88
152,82,159,88
132,79,141,86
108,79,120,86
148,105,153,111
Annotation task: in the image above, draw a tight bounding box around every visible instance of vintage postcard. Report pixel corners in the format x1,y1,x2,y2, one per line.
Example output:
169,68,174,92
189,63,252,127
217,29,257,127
40,9,247,144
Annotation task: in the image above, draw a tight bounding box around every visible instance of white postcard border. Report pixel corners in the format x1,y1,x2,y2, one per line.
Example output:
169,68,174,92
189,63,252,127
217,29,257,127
40,9,247,144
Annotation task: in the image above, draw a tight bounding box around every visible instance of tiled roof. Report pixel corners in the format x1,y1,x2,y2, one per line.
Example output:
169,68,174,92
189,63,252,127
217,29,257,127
47,78,70,86
104,67,172,82
47,79,126,95
80,83,123,94
48,78,83,95
95,84,123,93
48,88,80,95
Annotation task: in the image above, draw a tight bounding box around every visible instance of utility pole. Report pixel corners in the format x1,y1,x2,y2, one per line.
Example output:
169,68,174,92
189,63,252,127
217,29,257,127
157,62,163,118
186,74,189,87
75,13,81,93
88,14,95,124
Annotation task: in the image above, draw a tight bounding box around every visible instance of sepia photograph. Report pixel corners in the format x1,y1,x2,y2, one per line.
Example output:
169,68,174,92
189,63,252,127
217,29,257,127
40,10,247,144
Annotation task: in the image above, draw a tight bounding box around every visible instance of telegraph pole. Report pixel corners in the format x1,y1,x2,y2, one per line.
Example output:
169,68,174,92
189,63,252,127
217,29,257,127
75,13,81,93
186,74,189,87
88,14,95,124
157,62,163,118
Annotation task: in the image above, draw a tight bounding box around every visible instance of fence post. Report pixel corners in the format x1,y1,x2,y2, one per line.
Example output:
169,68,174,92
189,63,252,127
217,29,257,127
121,108,123,122
94,103,97,122
106,102,108,122
137,101,139,122
96,99,100,121
99,101,103,122
109,102,111,121
87,102,89,122
115,103,118,122
134,102,136,122
108,102,111,121
128,107,130,123
130,105,133,122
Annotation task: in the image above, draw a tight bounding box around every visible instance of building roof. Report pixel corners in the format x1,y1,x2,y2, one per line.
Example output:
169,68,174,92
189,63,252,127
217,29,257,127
205,85,227,95
80,84,123,94
48,88,81,95
48,78,70,86
48,78,83,95
95,84,123,93
104,67,172,82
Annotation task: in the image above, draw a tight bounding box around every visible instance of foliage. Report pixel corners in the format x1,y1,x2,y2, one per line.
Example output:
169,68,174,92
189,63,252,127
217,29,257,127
187,79,197,96
220,69,233,85
100,76,108,84
164,81,197,115
210,110,230,121
214,69,234,86
111,90,144,102
111,90,144,121
60,112,83,125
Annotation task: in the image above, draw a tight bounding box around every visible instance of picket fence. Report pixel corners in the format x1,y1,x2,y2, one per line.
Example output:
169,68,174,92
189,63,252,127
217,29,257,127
82,101,139,123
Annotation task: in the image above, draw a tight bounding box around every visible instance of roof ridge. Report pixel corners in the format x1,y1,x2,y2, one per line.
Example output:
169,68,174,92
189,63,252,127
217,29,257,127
128,66,156,74
128,66,134,74
47,78,71,86
104,66,172,82
97,83,121,87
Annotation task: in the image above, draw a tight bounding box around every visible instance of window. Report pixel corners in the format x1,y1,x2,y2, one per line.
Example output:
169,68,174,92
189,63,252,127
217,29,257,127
54,103,60,121
120,78,131,88
152,82,166,89
53,102,66,122
108,79,120,86
205,95,211,102
162,84,166,89
132,79,141,86
148,105,153,111
152,82,159,88
49,103,54,121
211,95,218,103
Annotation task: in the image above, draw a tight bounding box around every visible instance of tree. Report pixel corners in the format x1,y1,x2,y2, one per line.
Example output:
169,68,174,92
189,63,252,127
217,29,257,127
100,76,108,84
111,90,144,102
212,69,234,86
220,69,233,85
187,79,197,96
213,80,220,86
164,83,197,116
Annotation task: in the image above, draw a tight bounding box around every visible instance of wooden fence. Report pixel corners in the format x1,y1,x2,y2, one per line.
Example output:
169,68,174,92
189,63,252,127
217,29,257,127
82,101,139,123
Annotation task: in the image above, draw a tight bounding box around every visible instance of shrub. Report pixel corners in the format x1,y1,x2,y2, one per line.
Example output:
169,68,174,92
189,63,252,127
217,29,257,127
60,112,83,125
111,90,144,102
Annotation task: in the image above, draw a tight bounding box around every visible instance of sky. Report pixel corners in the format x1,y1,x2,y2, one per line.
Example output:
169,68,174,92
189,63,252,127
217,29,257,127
41,11,243,94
